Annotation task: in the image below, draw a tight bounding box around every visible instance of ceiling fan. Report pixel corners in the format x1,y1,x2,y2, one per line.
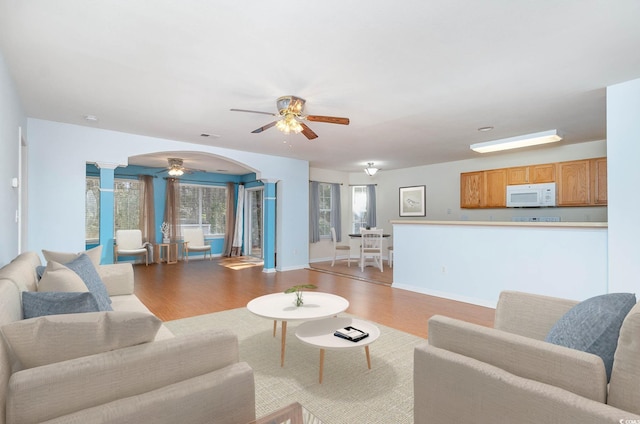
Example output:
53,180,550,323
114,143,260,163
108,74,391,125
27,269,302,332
161,158,201,177
230,95,350,140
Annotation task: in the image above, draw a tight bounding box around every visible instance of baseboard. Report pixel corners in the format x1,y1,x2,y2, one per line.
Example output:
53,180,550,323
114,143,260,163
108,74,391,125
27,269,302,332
391,284,497,309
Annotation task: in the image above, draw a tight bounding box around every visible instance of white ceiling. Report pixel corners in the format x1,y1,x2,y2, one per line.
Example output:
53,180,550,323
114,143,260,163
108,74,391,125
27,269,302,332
2,1,640,174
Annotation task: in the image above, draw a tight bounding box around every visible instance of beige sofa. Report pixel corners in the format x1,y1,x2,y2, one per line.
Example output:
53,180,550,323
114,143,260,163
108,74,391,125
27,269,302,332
415,290,640,424
0,252,255,424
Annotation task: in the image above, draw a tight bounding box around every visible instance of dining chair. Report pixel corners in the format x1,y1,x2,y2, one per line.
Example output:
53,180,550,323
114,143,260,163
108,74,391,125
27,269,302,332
388,245,394,268
114,229,149,266
360,229,384,272
182,228,212,262
331,227,352,267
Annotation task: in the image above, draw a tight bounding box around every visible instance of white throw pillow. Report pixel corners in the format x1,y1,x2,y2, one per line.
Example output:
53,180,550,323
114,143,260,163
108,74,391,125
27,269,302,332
0,311,162,369
42,245,103,268
37,261,89,293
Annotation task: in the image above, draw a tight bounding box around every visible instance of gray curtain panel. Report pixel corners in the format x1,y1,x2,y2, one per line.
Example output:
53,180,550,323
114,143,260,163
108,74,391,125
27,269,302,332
330,183,342,242
309,181,320,243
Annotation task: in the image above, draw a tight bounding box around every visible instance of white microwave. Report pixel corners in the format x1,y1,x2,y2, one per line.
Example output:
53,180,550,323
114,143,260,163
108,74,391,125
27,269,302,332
506,183,556,207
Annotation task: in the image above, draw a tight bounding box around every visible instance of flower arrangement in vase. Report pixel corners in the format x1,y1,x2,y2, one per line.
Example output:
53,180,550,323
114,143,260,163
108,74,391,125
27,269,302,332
160,222,170,243
284,284,317,307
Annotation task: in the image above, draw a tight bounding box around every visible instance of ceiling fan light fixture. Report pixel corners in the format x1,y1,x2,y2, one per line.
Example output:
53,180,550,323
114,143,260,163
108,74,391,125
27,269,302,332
168,167,184,176
364,162,379,176
470,129,563,153
276,113,303,134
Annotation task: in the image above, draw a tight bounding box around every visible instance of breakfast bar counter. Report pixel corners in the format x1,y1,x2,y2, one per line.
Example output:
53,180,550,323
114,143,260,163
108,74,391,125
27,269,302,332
389,220,608,308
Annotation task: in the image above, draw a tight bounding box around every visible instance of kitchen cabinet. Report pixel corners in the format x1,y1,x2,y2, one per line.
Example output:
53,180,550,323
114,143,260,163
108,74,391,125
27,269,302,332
485,169,507,207
557,160,591,206
506,167,529,185
530,164,556,183
592,157,607,205
460,171,484,208
507,164,555,185
462,157,606,208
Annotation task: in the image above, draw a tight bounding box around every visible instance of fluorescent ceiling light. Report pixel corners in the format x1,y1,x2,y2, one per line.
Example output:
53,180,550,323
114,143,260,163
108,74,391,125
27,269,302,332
470,130,562,153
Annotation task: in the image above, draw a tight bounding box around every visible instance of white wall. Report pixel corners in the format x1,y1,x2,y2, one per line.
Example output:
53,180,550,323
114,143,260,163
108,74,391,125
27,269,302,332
0,52,26,265
607,78,640,294
392,222,608,307
26,119,309,271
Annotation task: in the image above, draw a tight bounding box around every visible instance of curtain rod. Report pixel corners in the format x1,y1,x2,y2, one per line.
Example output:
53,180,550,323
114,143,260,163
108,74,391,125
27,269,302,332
309,180,343,185
348,183,377,186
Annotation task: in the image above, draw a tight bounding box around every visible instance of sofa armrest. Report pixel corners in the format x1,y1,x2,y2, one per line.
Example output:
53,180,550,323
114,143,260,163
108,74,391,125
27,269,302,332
98,263,134,295
7,329,244,424
607,302,640,415
494,290,578,340
428,315,607,402
414,342,639,424
40,363,255,424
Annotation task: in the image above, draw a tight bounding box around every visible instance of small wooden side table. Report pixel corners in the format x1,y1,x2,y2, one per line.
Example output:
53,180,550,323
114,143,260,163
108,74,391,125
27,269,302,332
156,242,178,264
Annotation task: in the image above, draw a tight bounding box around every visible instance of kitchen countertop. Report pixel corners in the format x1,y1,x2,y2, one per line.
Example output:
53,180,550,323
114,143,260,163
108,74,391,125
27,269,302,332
389,220,607,228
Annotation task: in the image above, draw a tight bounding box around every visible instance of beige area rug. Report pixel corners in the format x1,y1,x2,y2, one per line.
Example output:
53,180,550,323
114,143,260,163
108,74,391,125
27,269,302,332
165,308,421,423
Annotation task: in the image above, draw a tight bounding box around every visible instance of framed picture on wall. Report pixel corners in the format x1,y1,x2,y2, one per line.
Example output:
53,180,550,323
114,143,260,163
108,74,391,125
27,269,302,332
399,185,426,217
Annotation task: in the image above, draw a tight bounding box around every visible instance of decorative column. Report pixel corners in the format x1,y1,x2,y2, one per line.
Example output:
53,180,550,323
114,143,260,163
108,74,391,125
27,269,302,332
95,162,118,264
262,180,278,272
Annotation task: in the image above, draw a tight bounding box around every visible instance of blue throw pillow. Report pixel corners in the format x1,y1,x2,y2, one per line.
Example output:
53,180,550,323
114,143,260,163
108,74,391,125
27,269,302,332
64,253,112,311
545,293,636,381
22,292,101,319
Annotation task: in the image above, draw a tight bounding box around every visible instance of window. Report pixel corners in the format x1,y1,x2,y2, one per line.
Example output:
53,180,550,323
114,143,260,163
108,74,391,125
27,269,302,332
318,183,332,238
85,177,141,241
178,184,226,236
85,176,100,242
114,179,141,232
352,185,368,232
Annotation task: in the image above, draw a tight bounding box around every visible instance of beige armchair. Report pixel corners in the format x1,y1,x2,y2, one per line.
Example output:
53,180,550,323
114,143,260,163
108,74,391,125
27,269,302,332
183,228,212,262
114,229,149,266
414,290,640,424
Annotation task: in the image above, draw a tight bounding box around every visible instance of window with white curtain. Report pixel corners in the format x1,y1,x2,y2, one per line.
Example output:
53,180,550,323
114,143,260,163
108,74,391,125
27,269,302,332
178,183,227,236
352,185,368,232
318,183,332,238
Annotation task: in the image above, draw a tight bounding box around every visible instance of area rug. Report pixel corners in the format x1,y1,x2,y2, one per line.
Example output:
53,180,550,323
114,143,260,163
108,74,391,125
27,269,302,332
165,308,421,423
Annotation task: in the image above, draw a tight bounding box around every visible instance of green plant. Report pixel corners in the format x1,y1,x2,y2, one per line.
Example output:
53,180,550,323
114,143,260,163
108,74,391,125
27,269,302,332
284,284,317,307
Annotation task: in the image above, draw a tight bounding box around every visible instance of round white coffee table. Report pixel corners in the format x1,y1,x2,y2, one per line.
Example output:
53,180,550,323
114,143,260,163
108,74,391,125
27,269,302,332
247,292,349,367
295,316,380,383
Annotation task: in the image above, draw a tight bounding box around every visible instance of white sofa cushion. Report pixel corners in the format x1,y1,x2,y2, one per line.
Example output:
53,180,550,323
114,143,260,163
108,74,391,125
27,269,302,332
1,311,161,369
42,245,103,268
37,261,89,293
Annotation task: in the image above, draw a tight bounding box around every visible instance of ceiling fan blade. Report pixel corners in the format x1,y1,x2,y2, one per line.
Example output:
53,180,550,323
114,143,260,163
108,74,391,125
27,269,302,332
230,108,277,116
300,123,318,140
251,121,277,134
306,115,350,125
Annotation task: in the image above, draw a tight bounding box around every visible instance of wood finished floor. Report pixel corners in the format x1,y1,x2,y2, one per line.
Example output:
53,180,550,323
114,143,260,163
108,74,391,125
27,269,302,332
133,257,495,339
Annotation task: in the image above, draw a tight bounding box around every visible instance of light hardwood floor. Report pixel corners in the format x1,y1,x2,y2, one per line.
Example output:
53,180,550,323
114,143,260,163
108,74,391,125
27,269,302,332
133,257,495,339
